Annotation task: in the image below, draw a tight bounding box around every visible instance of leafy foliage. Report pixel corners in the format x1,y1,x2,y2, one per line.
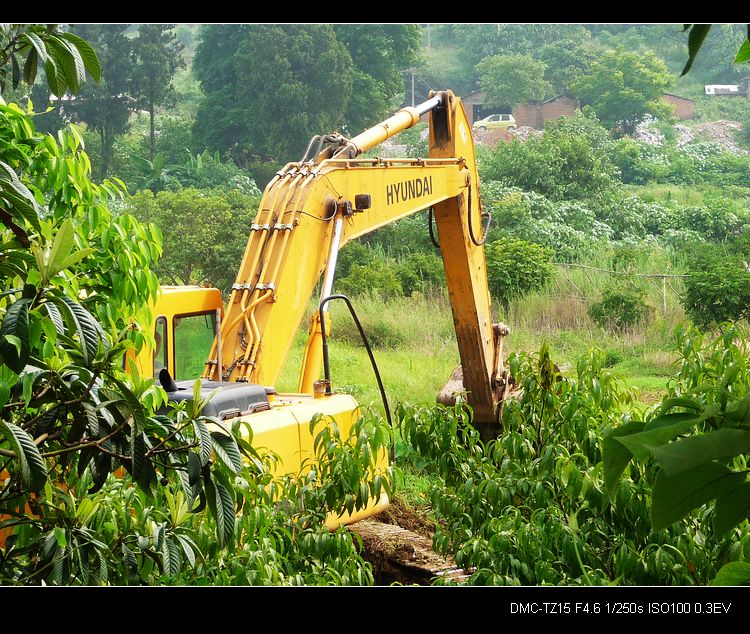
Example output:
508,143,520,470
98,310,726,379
589,282,652,332
126,188,259,292
0,98,253,583
476,54,550,110
480,112,619,201
571,50,674,134
682,251,750,328
604,323,750,584
193,25,353,163
398,343,746,585
0,24,100,96
484,237,554,310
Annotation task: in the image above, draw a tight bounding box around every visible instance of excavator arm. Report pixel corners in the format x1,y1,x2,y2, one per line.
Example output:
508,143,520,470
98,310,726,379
203,91,510,437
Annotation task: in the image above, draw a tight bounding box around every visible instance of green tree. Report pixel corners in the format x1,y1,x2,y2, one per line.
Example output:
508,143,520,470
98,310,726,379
589,281,651,332
132,24,185,161
0,99,252,584
571,50,674,135
476,54,550,110
61,25,134,179
454,24,590,85
539,40,596,95
193,24,353,163
332,25,421,132
682,251,750,328
480,111,619,201
126,188,258,292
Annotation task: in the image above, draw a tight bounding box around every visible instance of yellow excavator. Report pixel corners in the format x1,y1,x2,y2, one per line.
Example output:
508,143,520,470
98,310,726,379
128,90,513,525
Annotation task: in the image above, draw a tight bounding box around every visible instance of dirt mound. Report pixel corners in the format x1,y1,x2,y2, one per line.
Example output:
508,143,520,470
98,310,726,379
692,120,747,154
375,494,437,539
635,119,747,154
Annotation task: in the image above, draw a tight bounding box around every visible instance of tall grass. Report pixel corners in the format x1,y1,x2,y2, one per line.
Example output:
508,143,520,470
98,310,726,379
277,248,687,408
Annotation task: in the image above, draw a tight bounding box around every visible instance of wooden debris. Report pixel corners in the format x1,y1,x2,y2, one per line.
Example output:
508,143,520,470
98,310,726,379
349,519,470,585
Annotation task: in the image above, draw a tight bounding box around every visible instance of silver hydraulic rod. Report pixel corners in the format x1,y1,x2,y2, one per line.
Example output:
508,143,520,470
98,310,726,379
320,214,344,312
342,93,444,157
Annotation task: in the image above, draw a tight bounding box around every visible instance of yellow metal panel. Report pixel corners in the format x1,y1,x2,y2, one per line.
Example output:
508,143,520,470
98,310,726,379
210,394,389,527
129,286,223,379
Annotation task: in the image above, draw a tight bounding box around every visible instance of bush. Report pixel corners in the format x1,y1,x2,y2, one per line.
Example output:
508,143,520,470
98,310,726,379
395,252,445,295
480,111,619,201
336,263,404,299
484,238,555,309
588,282,651,332
682,252,750,328
481,185,605,260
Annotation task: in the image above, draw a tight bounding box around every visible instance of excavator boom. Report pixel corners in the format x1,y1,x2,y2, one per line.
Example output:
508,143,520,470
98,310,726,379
202,91,509,436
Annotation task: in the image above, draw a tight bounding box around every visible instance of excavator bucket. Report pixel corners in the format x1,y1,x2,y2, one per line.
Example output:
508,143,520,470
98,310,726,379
436,322,516,442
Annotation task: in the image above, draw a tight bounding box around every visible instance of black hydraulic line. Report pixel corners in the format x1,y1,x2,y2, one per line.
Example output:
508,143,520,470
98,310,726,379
319,294,395,462
466,185,492,247
428,207,440,249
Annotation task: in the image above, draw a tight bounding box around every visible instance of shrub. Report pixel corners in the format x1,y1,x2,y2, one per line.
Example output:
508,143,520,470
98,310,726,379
588,282,651,332
480,112,619,201
337,263,404,299
395,252,445,295
682,253,750,328
484,238,555,309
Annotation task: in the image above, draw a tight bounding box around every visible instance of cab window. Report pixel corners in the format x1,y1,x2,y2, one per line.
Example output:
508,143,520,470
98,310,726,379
173,311,217,379
154,316,168,378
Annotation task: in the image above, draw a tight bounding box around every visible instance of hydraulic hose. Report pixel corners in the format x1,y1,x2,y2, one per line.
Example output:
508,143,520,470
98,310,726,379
318,294,395,462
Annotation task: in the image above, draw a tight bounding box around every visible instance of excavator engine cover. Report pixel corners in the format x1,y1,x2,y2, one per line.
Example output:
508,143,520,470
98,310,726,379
162,379,271,420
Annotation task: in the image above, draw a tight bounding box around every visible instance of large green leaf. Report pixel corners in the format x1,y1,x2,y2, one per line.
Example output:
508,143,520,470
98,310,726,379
52,294,108,364
193,418,212,466
710,561,750,586
735,38,750,64
162,536,181,577
20,31,49,65
651,462,747,530
131,430,146,479
0,160,42,232
210,430,244,474
43,57,67,98
187,451,201,486
204,477,235,547
22,48,38,85
602,420,645,497
651,429,750,476
52,36,85,94
60,32,101,81
0,419,47,491
714,483,750,535
0,298,31,373
616,413,703,460
45,218,75,279
112,378,147,436
681,24,712,76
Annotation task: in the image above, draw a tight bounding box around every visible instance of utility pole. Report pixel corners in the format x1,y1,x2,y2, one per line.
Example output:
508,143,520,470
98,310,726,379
411,69,415,107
